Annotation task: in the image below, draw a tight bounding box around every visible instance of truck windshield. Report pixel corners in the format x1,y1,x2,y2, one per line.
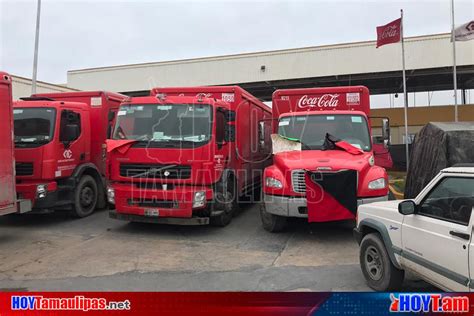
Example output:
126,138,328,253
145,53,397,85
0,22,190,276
278,114,372,151
13,108,56,146
113,104,212,147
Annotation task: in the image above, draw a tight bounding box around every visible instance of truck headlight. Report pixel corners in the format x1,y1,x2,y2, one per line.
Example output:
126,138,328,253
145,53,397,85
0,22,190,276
368,178,386,190
193,191,206,208
107,186,115,204
36,184,48,199
265,177,283,189
368,155,375,166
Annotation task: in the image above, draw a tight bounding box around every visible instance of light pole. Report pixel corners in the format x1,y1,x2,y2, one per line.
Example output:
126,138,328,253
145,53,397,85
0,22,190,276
31,0,41,94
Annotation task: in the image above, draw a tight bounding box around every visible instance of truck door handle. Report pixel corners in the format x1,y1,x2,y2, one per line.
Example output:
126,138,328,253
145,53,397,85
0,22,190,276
80,153,85,161
450,231,470,241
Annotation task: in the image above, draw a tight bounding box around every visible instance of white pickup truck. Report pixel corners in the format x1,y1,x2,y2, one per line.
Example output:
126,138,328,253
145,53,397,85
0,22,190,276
354,166,474,291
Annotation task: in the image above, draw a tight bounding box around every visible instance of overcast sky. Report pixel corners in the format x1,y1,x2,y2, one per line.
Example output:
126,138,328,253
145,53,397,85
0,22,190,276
0,0,473,84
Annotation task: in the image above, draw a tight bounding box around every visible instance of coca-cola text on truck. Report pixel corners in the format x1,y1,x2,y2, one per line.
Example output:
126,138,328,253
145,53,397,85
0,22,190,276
107,86,272,226
261,86,391,232
0,72,31,216
14,91,127,216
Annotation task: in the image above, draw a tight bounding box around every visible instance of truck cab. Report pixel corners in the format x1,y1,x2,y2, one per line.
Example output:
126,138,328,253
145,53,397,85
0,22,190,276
261,86,390,232
13,91,126,217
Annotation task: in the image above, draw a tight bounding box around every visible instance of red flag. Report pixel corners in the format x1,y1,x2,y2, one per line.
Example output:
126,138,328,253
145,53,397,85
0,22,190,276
376,18,402,48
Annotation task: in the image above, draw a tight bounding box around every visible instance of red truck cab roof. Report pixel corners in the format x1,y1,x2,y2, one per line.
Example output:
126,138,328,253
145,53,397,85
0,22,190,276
123,95,229,108
13,100,87,110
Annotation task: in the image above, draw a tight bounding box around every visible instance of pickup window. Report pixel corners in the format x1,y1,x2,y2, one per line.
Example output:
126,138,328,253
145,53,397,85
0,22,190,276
419,177,474,226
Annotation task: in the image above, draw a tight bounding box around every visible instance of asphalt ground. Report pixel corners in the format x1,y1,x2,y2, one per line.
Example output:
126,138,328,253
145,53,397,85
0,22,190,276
0,204,435,291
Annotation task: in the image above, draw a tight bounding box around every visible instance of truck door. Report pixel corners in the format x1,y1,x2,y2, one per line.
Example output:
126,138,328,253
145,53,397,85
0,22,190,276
57,109,86,178
401,176,473,291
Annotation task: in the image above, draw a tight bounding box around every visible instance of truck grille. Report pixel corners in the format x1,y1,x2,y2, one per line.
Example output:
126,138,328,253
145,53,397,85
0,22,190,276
120,164,191,179
291,170,306,193
15,163,34,176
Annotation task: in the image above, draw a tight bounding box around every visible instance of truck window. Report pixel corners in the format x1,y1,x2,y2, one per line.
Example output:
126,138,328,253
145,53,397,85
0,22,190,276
59,110,81,142
13,108,56,146
113,104,212,148
278,114,371,151
419,177,474,226
216,110,225,145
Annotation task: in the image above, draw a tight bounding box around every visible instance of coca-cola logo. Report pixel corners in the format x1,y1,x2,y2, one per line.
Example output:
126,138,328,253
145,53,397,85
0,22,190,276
297,94,340,109
381,25,399,39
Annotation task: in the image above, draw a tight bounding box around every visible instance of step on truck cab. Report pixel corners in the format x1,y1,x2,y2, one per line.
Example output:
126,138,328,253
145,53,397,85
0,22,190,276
107,86,272,226
261,86,391,232
14,91,127,217
0,72,31,216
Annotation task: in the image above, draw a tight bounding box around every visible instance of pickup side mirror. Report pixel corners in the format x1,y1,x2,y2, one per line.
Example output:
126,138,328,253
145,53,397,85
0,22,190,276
382,118,390,143
398,200,417,215
61,124,80,143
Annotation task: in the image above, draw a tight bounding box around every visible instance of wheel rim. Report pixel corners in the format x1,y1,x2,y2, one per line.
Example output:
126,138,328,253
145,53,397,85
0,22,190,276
80,186,95,208
365,246,383,281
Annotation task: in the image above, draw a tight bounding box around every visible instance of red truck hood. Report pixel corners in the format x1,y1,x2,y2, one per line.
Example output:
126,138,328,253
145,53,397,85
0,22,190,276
274,150,372,172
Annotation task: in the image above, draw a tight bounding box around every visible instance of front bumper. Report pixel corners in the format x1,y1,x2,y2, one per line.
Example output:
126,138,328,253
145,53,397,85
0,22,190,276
264,194,388,218
112,183,213,219
16,181,58,209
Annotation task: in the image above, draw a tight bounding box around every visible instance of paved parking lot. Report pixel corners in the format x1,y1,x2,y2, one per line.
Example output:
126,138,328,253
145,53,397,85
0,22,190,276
0,204,435,291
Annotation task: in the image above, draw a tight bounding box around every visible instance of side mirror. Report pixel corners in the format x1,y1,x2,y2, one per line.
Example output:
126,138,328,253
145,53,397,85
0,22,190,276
398,200,417,215
108,111,116,122
61,124,80,143
224,124,235,142
382,118,390,143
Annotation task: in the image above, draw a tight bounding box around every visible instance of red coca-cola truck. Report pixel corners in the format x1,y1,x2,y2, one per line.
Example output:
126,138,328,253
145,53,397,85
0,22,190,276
261,86,390,232
0,72,31,216
107,86,272,226
14,91,127,217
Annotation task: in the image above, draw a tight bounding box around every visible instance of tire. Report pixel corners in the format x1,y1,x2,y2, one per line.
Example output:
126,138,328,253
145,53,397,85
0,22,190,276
72,175,98,218
360,233,404,291
260,201,287,233
211,180,236,227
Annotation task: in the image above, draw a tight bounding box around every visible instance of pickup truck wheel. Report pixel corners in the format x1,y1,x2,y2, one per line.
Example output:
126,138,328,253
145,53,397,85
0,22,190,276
260,201,287,233
360,233,404,291
72,175,98,218
211,181,236,227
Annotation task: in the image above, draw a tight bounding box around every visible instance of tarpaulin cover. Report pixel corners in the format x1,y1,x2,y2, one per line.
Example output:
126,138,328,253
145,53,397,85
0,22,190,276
323,133,364,155
305,169,358,222
404,122,474,198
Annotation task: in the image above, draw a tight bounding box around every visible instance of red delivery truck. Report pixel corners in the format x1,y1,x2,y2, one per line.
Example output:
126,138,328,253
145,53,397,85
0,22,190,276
14,91,127,217
0,72,31,216
107,86,272,226
261,86,390,232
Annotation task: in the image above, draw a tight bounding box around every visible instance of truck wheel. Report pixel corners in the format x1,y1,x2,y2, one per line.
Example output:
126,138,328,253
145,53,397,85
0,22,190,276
72,175,98,218
260,201,287,233
211,181,236,227
360,233,404,291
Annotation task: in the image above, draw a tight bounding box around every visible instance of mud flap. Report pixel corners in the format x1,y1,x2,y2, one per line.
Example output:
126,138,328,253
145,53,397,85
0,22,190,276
305,169,358,222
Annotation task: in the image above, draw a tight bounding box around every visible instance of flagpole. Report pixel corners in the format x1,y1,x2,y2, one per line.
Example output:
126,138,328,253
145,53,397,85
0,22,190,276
400,9,409,171
450,0,458,122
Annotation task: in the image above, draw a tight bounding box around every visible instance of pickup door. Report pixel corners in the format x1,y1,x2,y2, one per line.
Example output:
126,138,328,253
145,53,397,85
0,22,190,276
401,175,474,291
